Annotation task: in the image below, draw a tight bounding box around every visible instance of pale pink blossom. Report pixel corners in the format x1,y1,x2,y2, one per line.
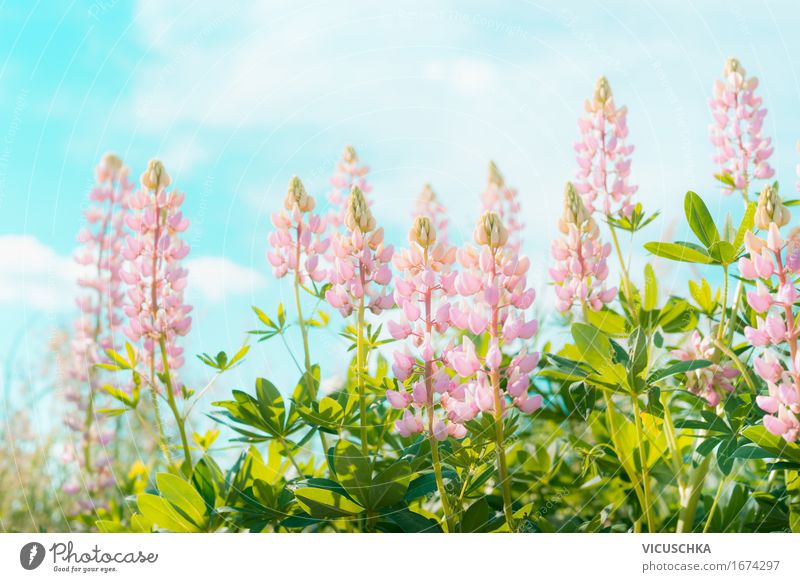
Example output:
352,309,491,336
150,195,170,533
386,217,465,439
480,161,524,252
121,160,192,377
413,183,449,246
574,76,638,218
739,221,800,442
326,145,371,230
671,331,738,406
550,182,617,312
324,186,393,316
709,58,774,198
446,212,542,417
65,153,133,502
267,176,329,282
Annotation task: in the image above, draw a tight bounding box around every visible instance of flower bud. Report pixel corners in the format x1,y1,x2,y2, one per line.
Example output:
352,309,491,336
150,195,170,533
418,182,436,205
723,57,745,79
343,145,359,165
344,185,376,233
284,176,315,213
755,183,790,230
140,159,171,192
594,76,613,105
487,160,504,187
410,216,436,249
98,152,125,182
560,182,593,231
473,211,508,248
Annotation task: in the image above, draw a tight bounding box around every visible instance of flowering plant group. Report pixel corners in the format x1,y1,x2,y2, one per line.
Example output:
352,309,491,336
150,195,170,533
43,58,800,534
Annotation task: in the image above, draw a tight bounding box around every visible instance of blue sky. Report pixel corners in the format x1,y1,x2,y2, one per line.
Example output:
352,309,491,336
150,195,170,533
1,0,799,408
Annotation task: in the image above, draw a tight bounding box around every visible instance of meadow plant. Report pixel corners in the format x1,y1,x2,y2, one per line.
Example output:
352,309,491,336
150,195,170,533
40,56,800,535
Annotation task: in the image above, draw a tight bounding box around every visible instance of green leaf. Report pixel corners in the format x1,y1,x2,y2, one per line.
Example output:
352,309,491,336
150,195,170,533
571,323,614,371
684,191,720,248
585,307,628,336
643,264,657,311
296,397,344,430
333,440,372,506
644,241,713,264
156,473,209,530
627,327,648,384
255,378,286,435
647,359,711,383
743,426,800,463
461,498,490,532
137,493,201,532
708,240,737,266
294,487,364,519
368,462,412,509
734,202,756,249
252,306,276,328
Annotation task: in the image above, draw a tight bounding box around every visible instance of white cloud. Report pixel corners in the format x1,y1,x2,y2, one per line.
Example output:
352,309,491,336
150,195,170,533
0,235,265,310
185,256,267,302
0,235,79,311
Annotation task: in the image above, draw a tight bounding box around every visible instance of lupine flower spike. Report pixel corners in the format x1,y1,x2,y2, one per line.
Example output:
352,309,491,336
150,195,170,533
386,216,459,530
709,57,774,201
447,211,541,529
63,153,132,506
121,159,193,465
268,176,329,392
413,183,449,246
326,145,371,230
480,161,524,252
739,213,800,442
574,76,637,218
325,185,393,453
550,182,617,312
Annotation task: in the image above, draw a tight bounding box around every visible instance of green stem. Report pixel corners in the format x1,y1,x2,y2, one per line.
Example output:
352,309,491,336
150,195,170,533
428,427,454,533
293,253,327,455
703,476,728,533
608,223,633,302
660,391,684,490
677,453,712,532
294,227,313,385
158,336,192,470
603,392,647,523
356,269,368,457
149,352,172,467
718,265,729,341
631,394,655,532
491,367,514,530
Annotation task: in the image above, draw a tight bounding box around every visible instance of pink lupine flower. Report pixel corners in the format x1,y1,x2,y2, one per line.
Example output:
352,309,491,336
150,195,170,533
550,182,617,312
71,153,133,377
447,212,542,416
64,153,133,502
738,219,800,441
324,186,393,316
326,145,371,230
671,331,739,407
480,161,524,252
413,183,449,246
385,216,467,439
709,57,774,198
574,76,638,218
267,176,329,281
121,160,192,376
